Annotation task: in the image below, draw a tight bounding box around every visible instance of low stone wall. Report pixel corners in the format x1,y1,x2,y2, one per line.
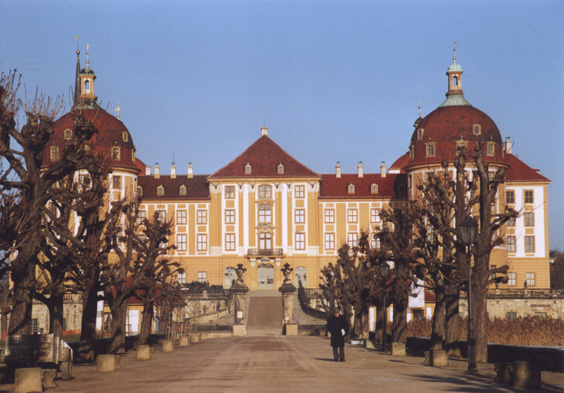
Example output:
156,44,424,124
458,296,564,319
406,337,564,372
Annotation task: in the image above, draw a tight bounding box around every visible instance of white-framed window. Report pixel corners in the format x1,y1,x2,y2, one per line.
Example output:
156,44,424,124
371,235,380,249
295,233,305,250
197,234,207,251
505,190,515,204
136,210,147,226
277,163,284,175
348,184,355,194
112,175,122,189
325,209,335,223
177,272,186,284
295,185,305,198
525,236,535,253
325,233,335,250
425,143,436,157
526,272,535,287
225,186,235,198
31,318,39,334
177,234,187,251
177,210,187,225
225,234,235,251
295,209,305,223
486,142,495,156
507,272,516,286
506,236,516,252
259,204,272,224
295,266,306,287
371,209,380,223
156,210,166,224
348,233,358,247
245,163,252,174
259,185,272,198
524,212,534,226
371,184,378,194
524,190,534,204
348,209,358,223
112,146,121,160
197,210,207,224
507,216,515,226
179,185,187,195
225,210,235,224
259,232,272,250
157,185,164,196
197,271,207,283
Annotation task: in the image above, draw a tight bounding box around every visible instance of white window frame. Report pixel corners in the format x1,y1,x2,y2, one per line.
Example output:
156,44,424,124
325,209,335,223
225,210,235,224
295,209,305,223
348,209,358,223
295,233,305,250
177,210,187,225
225,234,236,251
177,234,187,251
197,234,207,251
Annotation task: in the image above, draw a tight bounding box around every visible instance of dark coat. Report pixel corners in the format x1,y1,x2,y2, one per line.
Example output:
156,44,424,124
327,314,348,347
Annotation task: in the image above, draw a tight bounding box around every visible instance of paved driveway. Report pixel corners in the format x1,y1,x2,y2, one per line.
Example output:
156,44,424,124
3,336,563,393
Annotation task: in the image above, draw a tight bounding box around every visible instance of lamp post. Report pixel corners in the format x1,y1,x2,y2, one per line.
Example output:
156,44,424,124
379,262,390,353
460,216,478,374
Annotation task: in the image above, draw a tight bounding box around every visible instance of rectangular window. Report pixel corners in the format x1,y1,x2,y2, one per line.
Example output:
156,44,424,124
325,233,335,250
525,236,535,253
50,146,59,162
197,234,207,251
526,272,535,287
63,318,67,331
295,209,305,223
506,190,515,204
507,272,516,286
490,264,497,280
136,210,147,226
507,216,515,227
225,234,235,251
524,190,534,204
177,210,187,225
371,209,380,223
197,210,207,224
225,186,235,198
325,209,335,223
506,236,516,252
258,204,272,224
371,235,380,250
506,312,517,320
225,210,235,224
348,233,358,247
348,209,358,223
426,144,435,157
177,234,187,251
156,210,166,224
197,271,207,283
487,143,495,156
112,175,122,189
295,233,305,250
31,318,39,334
295,185,305,198
259,185,272,198
177,272,186,284
524,212,534,226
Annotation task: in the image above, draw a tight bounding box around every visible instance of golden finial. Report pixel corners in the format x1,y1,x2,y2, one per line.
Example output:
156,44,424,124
86,43,90,66
418,100,422,117
453,40,457,62
115,102,121,119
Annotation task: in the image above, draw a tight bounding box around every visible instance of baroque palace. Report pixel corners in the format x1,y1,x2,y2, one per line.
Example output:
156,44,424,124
48,48,551,298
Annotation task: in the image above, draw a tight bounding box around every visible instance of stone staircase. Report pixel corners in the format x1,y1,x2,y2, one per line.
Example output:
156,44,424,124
246,291,283,336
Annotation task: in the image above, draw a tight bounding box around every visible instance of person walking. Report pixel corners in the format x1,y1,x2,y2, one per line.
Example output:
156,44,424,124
327,307,348,362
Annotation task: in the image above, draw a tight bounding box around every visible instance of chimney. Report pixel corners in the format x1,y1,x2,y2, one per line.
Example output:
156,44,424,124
145,166,152,176
505,137,512,155
261,127,268,136
357,161,364,178
380,161,386,178
171,163,176,179
335,161,341,178
188,162,193,179
154,163,160,179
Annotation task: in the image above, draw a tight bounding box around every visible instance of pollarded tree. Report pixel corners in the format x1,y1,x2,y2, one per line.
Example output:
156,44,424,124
0,71,100,335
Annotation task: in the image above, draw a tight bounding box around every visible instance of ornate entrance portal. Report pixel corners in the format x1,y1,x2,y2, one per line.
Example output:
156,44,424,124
257,263,274,290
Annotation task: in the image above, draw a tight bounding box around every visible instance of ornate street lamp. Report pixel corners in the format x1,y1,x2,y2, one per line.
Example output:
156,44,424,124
460,216,478,373
379,262,390,353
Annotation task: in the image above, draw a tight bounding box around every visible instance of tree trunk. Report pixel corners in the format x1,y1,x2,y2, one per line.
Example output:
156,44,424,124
375,297,385,345
355,307,369,340
430,286,445,351
444,281,461,357
391,280,408,344
8,260,36,335
108,298,128,354
138,301,153,345
78,285,99,363
472,254,489,364
47,293,64,339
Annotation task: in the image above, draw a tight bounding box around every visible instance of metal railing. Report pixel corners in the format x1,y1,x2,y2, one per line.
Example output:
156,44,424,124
247,248,284,257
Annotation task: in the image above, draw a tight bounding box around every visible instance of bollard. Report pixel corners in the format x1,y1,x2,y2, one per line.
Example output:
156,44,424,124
97,354,120,372
189,333,201,343
431,350,448,367
161,339,174,353
14,367,42,393
178,336,190,347
136,344,152,360
42,368,57,388
365,338,377,350
512,361,541,389
391,342,406,356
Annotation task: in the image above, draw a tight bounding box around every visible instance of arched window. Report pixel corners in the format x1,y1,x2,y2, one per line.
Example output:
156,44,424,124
245,163,252,174
64,129,72,140
277,163,284,175
224,267,236,289
179,185,187,196
348,184,355,194
112,146,121,160
453,76,458,86
295,266,307,287
259,185,272,198
259,232,272,250
371,183,378,194
157,185,164,196
85,80,90,93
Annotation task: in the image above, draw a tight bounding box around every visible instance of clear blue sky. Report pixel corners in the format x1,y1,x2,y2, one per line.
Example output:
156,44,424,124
2,1,563,249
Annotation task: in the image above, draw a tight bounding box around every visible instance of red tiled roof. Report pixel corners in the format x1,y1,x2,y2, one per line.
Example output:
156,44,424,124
320,173,407,199
390,152,410,173
209,135,320,179
138,175,210,200
505,154,549,182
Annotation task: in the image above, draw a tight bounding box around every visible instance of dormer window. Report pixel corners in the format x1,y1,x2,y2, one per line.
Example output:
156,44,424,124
425,142,436,157
277,163,284,175
122,131,128,142
348,184,355,194
157,185,164,196
486,142,495,156
371,183,378,194
64,129,72,141
417,128,424,140
456,138,467,150
112,146,121,160
50,146,59,162
473,124,481,136
179,185,187,196
409,144,414,160
131,150,136,162
245,163,252,175
137,186,143,196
